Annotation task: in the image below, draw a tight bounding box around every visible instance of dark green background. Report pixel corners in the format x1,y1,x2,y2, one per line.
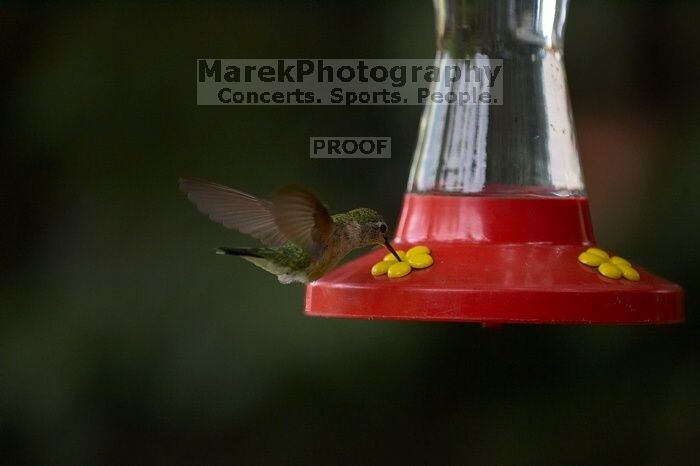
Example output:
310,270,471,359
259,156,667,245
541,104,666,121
1,1,699,464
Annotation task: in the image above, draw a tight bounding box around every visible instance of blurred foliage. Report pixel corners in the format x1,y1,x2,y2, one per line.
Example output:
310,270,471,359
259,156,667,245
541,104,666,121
0,1,699,465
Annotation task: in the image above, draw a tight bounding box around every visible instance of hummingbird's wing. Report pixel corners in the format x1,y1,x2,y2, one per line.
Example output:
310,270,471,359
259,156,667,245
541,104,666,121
179,178,289,247
271,185,334,260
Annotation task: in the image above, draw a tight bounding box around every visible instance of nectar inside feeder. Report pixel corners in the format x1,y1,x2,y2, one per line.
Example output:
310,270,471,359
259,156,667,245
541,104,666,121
305,0,684,324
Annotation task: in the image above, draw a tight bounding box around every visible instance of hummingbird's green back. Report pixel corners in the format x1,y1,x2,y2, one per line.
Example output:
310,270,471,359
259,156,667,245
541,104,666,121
253,243,311,270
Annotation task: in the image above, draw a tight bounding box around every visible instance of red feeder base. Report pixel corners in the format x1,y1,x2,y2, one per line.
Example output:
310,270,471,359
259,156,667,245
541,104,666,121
304,194,684,324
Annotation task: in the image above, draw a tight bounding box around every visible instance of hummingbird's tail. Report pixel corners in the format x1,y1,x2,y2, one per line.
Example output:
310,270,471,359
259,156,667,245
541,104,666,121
215,247,263,257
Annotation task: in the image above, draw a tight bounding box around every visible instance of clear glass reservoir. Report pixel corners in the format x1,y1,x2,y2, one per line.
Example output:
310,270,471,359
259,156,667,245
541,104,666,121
409,0,584,196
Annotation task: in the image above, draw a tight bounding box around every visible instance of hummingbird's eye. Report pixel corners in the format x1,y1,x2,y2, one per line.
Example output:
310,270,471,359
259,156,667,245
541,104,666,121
379,223,388,233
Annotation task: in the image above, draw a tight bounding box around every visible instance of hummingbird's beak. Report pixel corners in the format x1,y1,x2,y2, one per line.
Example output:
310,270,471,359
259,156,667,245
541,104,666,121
384,237,402,262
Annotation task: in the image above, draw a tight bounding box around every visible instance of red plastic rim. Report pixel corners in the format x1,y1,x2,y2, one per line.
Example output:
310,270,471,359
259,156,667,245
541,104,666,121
304,194,684,324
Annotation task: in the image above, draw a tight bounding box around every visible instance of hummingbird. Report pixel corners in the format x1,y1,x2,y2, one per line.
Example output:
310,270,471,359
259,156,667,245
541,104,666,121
179,178,402,284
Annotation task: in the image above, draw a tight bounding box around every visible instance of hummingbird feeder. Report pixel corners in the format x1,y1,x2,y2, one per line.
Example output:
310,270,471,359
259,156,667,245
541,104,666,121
305,0,684,324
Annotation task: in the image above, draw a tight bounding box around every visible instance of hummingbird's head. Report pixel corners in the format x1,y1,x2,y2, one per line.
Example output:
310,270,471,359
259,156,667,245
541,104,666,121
345,208,402,261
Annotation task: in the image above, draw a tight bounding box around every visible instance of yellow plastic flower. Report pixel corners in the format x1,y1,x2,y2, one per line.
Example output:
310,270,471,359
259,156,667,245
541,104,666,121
372,245,434,278
578,247,640,281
